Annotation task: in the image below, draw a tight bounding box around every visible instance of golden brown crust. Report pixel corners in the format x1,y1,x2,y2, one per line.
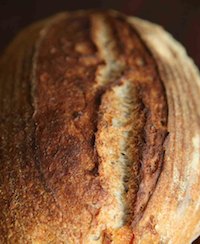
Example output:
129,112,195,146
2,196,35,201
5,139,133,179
0,10,199,244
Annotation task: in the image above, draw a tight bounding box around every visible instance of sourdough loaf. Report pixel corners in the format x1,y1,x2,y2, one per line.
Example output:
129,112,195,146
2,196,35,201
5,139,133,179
0,10,200,244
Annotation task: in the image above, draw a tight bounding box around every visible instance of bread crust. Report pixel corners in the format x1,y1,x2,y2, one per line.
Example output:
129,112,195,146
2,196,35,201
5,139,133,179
0,10,199,244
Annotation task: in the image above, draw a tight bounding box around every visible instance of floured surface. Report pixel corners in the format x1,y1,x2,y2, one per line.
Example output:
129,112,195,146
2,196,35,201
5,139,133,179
128,15,200,244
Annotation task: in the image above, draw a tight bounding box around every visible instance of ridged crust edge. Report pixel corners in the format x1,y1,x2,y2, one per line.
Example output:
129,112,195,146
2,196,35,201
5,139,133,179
127,14,200,244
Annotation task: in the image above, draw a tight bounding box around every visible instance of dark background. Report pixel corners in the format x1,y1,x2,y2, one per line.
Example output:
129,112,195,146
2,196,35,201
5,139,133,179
0,0,200,69
0,0,200,243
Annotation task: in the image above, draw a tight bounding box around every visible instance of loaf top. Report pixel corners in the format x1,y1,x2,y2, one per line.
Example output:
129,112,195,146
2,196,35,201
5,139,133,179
0,10,200,244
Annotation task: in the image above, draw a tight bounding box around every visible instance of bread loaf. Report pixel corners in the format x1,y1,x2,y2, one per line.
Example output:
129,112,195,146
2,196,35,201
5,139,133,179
0,10,200,243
